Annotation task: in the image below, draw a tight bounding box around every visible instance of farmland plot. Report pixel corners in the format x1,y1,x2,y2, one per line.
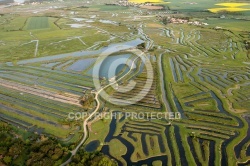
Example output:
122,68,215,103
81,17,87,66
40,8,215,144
25,17,50,30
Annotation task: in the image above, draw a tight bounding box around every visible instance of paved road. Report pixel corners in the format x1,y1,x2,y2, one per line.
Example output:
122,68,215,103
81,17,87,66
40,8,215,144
61,55,140,166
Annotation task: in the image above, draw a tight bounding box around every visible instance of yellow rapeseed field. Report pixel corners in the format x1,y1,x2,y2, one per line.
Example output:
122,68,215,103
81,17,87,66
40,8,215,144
209,8,250,13
215,3,250,7
208,3,250,13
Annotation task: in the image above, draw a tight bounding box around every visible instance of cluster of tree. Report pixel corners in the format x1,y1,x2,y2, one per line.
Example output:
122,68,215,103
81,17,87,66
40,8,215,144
26,139,68,166
161,17,170,25
217,10,243,15
76,6,89,9
81,94,95,108
70,149,117,166
0,126,69,166
0,122,117,166
245,40,250,58
245,41,250,49
137,42,146,49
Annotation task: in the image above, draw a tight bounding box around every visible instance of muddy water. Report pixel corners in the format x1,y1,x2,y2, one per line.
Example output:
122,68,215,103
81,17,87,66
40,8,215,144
88,54,131,79
67,58,96,72
234,115,250,158
158,53,172,112
169,58,178,82
101,112,168,166
85,140,100,152
187,137,202,166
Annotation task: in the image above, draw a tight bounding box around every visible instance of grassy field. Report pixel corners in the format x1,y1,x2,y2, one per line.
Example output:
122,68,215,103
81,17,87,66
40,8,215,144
89,5,129,11
0,1,250,166
25,17,50,30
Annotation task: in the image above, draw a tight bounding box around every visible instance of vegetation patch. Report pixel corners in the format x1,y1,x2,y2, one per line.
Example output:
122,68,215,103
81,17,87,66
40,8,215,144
25,17,50,30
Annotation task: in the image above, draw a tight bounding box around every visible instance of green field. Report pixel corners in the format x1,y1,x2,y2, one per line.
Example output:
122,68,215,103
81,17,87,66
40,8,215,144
0,0,250,165
25,17,50,30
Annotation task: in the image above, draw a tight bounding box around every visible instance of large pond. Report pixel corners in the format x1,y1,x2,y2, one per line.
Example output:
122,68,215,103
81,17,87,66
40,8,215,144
84,140,100,152
17,38,144,65
67,58,96,72
87,54,132,79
